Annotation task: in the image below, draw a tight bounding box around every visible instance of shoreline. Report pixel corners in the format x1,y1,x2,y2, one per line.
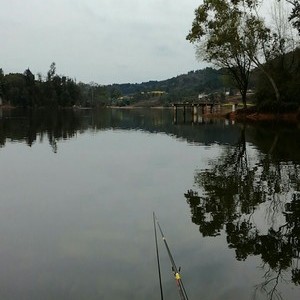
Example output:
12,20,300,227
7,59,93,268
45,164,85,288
228,110,300,123
2,104,300,123
108,105,299,123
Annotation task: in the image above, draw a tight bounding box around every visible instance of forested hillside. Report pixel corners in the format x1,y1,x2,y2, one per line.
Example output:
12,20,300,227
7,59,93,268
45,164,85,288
108,67,224,95
106,67,234,105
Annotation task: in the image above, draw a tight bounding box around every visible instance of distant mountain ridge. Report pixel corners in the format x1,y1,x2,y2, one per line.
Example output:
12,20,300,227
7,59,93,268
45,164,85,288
106,67,230,101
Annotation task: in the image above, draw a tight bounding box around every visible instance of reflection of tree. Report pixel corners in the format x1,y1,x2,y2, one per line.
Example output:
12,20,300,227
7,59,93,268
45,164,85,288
185,127,300,299
0,109,82,152
253,193,300,299
1,108,243,152
185,126,264,237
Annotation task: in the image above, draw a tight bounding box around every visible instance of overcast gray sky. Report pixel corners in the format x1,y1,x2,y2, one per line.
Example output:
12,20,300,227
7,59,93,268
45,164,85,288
0,0,205,84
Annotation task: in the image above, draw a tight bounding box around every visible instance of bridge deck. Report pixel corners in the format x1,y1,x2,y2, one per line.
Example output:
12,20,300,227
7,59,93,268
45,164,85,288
173,102,221,124
173,102,216,107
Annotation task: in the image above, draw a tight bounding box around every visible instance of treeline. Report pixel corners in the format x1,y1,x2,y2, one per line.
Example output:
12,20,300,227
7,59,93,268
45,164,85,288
0,63,109,108
2,52,299,110
0,64,238,108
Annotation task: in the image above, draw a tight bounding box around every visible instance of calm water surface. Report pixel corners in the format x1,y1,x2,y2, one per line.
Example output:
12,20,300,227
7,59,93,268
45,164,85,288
0,108,299,300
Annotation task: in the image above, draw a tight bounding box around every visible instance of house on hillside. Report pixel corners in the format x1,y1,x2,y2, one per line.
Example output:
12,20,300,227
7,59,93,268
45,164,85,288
147,91,166,97
198,93,208,101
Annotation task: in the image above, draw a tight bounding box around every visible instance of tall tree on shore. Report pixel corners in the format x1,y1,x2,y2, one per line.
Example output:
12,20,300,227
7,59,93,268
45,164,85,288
187,0,299,105
186,0,258,108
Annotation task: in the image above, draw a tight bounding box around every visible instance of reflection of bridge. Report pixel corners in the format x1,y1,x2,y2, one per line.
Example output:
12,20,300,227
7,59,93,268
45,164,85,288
173,102,221,123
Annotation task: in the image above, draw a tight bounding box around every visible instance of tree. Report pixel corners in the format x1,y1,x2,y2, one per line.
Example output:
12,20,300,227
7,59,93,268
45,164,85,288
3,73,26,106
243,12,282,102
47,62,56,82
187,0,258,108
247,0,299,104
0,68,4,99
285,0,300,34
187,0,300,106
23,68,36,107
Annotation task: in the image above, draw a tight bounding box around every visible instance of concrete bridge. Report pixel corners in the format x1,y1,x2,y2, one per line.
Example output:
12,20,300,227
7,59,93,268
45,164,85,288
173,102,221,123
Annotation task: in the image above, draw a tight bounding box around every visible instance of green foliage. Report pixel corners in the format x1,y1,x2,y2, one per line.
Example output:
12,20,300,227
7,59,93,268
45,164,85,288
186,0,261,108
287,0,300,34
0,63,109,108
78,82,109,107
1,64,231,108
255,48,300,107
3,73,27,106
187,0,300,111
0,68,5,97
107,67,228,105
47,62,56,81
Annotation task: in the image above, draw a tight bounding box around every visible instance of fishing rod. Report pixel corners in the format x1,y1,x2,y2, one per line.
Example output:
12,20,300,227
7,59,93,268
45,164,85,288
153,212,189,300
153,212,164,300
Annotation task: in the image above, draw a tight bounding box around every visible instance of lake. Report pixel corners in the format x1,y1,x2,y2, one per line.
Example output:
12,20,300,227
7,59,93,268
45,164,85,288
0,108,299,300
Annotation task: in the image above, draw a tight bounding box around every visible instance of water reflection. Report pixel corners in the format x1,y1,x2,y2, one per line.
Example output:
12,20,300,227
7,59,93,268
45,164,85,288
185,124,300,299
0,108,240,152
1,107,300,299
0,108,81,152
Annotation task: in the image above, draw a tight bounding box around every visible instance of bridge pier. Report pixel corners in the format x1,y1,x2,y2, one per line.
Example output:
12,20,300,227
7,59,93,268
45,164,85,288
173,102,217,124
